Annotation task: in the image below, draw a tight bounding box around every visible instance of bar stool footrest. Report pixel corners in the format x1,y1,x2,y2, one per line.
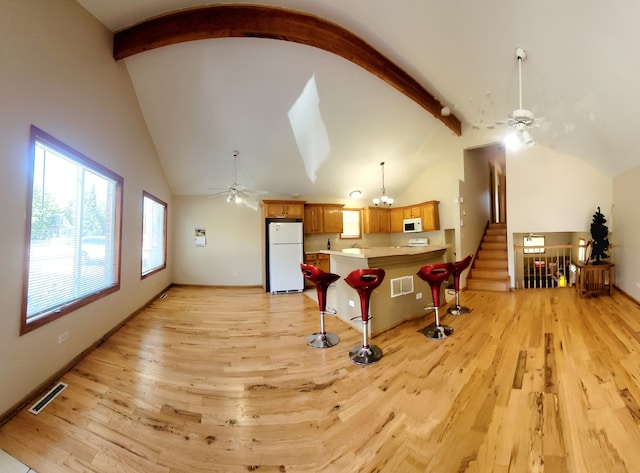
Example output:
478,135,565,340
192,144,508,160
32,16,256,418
349,344,383,365
307,332,340,349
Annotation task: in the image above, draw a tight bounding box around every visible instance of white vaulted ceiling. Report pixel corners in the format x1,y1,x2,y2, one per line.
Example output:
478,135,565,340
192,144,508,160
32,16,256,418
76,0,640,201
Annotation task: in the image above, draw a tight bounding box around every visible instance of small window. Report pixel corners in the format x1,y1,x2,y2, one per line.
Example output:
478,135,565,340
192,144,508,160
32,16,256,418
341,208,361,239
578,237,587,262
22,126,123,334
524,235,545,254
142,191,167,278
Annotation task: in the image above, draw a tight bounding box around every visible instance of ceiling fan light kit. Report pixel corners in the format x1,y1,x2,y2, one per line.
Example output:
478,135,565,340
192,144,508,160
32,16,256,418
502,47,541,150
208,150,265,210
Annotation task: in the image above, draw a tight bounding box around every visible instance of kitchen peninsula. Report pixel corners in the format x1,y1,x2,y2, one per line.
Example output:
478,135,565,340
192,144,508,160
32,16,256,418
323,245,448,336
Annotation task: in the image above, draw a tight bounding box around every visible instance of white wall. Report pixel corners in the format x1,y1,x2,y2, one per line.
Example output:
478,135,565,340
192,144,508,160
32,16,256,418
506,145,612,286
0,0,172,415
398,129,466,252
460,146,493,258
612,166,640,298
172,196,263,285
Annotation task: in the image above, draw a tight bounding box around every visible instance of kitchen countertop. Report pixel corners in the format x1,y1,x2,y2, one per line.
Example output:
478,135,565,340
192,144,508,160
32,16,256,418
319,245,448,259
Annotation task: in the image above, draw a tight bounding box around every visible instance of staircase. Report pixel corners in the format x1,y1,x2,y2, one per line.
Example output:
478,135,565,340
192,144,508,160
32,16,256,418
467,223,511,292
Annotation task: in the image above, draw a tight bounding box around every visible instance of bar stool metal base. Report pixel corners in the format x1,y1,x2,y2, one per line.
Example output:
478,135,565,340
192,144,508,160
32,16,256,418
349,344,383,365
422,324,453,339
307,332,340,349
447,305,470,316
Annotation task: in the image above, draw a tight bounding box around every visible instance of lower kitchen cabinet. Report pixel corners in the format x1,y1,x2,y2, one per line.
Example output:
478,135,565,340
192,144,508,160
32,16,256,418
305,253,330,273
303,253,331,288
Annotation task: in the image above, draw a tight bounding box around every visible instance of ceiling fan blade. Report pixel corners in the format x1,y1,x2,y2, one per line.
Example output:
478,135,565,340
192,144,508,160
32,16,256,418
207,190,231,198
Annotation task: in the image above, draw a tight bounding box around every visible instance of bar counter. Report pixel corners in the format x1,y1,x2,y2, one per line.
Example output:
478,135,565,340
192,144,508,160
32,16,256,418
322,245,448,336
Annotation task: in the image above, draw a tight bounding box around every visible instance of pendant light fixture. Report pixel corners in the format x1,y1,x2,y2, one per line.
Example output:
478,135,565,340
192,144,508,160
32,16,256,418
372,161,393,207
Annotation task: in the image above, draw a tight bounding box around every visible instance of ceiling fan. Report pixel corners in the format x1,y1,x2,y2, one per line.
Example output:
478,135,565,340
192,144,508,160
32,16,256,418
208,151,267,210
499,47,545,148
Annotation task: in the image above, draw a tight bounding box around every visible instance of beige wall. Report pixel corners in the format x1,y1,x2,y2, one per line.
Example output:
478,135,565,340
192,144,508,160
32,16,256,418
613,165,640,298
506,145,613,286
0,0,172,415
172,196,263,285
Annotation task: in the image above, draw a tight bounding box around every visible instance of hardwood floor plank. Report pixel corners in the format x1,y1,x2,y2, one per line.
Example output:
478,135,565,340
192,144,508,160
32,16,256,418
4,286,640,471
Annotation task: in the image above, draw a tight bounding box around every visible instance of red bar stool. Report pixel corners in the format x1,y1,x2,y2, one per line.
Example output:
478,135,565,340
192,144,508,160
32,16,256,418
417,262,454,339
448,254,473,316
300,263,340,348
344,268,386,365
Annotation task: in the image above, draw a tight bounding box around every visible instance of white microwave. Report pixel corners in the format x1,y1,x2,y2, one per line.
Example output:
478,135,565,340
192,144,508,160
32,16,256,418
403,217,422,233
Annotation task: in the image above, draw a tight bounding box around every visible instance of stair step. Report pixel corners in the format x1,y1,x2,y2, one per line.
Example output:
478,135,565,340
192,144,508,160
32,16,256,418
474,259,508,269
471,268,509,279
486,228,507,236
477,249,508,260
481,242,507,250
467,277,510,292
483,235,507,243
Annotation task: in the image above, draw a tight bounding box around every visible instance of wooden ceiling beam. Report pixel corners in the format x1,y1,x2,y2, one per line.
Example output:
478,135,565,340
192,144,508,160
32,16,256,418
113,5,462,136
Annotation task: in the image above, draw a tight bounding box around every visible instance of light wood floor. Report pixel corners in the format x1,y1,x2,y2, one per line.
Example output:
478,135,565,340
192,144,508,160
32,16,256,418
2,285,640,472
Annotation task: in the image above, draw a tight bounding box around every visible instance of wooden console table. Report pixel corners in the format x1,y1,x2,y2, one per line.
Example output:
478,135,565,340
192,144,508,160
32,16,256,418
575,262,614,297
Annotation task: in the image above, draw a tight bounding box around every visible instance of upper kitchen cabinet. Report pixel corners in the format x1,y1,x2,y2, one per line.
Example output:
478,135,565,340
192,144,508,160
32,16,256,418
304,204,344,234
421,200,440,231
389,208,404,233
389,201,441,232
363,207,390,234
261,200,305,219
404,205,422,219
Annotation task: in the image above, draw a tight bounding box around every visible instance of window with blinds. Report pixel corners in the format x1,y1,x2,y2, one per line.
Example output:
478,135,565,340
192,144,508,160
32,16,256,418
21,126,123,334
141,191,167,278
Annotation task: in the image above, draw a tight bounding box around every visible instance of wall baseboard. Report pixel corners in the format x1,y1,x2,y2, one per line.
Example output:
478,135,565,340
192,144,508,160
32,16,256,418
0,284,173,426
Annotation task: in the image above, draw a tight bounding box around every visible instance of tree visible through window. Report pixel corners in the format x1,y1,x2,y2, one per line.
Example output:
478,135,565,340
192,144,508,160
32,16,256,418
22,126,122,334
142,191,167,277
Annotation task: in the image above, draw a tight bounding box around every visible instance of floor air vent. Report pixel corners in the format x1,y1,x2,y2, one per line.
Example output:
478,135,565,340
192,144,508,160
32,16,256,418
28,382,67,415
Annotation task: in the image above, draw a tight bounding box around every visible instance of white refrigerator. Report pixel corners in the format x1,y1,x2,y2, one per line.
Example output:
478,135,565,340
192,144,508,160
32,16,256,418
268,221,304,294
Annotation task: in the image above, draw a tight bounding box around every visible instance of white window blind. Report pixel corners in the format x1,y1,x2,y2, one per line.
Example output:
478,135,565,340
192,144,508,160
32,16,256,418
142,191,167,277
341,209,361,239
23,127,122,332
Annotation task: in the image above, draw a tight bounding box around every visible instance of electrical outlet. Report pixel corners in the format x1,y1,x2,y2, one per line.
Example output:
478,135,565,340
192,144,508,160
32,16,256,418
416,292,422,300
58,331,68,344
636,281,640,289
348,299,355,307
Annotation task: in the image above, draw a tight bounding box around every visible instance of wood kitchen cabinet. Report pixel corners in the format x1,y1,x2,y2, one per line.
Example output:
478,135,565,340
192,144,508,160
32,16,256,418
421,200,440,231
389,208,404,233
261,200,305,219
304,253,331,287
363,207,390,234
305,253,330,272
304,204,344,234
404,206,422,219
389,201,441,233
